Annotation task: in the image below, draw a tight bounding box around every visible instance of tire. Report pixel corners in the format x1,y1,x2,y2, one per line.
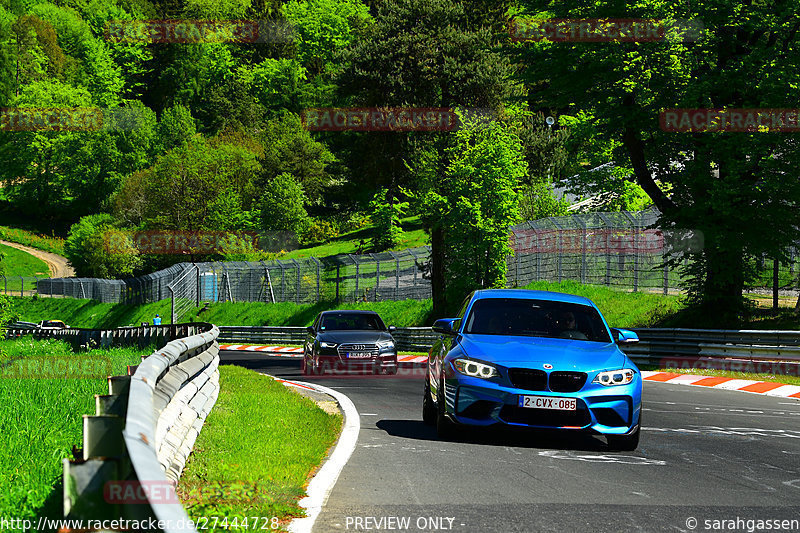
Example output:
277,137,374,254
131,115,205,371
436,374,458,440
422,375,436,426
607,413,641,451
301,353,309,376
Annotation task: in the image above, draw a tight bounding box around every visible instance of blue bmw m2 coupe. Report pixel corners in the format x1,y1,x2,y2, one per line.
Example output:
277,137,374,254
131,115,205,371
422,289,642,450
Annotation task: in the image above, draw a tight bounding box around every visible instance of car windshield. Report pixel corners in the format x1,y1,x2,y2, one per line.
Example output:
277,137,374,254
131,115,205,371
320,314,385,331
42,321,65,327
463,298,612,343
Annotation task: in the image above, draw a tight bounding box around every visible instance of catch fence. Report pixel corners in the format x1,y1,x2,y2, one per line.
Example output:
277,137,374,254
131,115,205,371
32,208,800,320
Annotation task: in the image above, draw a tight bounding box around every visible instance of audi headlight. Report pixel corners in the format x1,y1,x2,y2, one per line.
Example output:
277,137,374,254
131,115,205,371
320,342,338,348
593,368,636,386
377,340,395,350
453,358,498,379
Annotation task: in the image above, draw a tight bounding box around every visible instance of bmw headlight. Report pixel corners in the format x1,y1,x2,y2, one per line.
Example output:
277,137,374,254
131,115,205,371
593,368,636,386
453,358,498,379
377,340,395,350
320,341,338,348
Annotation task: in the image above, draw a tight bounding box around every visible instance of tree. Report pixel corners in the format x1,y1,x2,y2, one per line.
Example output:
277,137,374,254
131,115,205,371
259,172,309,235
417,115,527,309
336,0,519,315
256,112,336,203
65,214,142,278
369,189,407,251
516,0,800,320
114,135,261,231
157,104,196,152
283,0,371,76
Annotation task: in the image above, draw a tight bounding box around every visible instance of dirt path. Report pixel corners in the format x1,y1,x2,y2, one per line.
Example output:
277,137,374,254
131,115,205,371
0,240,74,278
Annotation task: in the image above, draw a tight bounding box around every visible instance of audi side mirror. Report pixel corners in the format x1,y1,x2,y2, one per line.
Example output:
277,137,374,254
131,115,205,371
432,318,459,335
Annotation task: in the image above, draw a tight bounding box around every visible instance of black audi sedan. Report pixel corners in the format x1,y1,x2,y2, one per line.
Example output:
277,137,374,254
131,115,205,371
303,310,398,375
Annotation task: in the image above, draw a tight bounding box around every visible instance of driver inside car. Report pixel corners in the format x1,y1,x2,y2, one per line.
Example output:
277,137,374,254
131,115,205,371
557,311,588,340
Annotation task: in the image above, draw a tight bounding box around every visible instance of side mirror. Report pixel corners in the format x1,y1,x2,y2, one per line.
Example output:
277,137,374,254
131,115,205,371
388,325,397,332
432,318,458,335
306,326,315,335
611,328,639,344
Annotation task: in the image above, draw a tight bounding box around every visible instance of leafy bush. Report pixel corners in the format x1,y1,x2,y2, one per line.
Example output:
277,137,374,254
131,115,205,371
259,173,310,236
64,214,142,278
369,190,408,251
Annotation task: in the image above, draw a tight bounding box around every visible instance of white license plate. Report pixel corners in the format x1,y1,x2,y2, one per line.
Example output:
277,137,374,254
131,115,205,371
518,395,577,411
347,352,373,359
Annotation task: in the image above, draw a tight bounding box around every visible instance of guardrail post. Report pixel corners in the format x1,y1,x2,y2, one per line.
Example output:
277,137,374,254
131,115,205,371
373,253,380,301
312,257,321,302
291,258,301,303
279,261,286,302
335,265,340,303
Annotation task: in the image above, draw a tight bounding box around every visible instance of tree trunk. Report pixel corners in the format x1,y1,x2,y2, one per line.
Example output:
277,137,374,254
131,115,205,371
702,246,745,322
431,225,446,319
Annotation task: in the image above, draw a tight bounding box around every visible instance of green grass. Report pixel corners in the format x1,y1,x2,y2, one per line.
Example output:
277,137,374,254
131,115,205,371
185,298,433,327
0,339,149,525
12,296,172,328
11,296,432,328
520,280,685,328
638,365,800,387
0,226,65,256
178,365,341,531
283,216,428,259
0,243,50,277
20,279,800,331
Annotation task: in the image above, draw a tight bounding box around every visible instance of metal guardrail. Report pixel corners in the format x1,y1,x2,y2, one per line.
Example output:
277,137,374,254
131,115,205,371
217,325,440,353
623,328,800,370
219,325,800,372
62,323,220,533
5,323,212,350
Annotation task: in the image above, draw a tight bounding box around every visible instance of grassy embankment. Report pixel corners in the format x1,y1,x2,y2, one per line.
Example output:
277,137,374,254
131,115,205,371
178,366,341,531
0,226,66,255
0,339,147,524
0,243,50,277
12,280,680,329
282,216,428,259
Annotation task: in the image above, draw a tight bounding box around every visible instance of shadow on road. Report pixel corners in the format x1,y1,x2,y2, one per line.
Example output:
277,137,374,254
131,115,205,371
375,419,609,451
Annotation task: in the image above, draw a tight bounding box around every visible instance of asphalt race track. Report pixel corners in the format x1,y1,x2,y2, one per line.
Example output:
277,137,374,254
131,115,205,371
220,350,800,533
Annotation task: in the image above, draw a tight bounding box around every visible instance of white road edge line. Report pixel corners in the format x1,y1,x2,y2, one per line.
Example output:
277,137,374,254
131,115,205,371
273,378,360,533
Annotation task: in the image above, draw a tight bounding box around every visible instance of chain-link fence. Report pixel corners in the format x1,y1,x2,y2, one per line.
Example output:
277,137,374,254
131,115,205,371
34,208,800,319
507,208,686,294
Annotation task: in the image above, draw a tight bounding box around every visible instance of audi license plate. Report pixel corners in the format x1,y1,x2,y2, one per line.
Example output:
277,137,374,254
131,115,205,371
347,352,373,359
518,395,576,411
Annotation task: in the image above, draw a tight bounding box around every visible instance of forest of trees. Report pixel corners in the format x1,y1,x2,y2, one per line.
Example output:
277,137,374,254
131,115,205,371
2,0,799,317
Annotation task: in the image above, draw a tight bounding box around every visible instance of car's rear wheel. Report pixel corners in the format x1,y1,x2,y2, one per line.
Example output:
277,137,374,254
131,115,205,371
607,413,641,451
422,374,436,426
436,374,458,439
